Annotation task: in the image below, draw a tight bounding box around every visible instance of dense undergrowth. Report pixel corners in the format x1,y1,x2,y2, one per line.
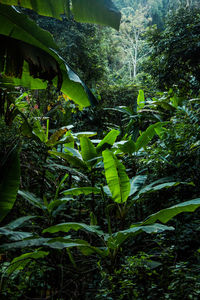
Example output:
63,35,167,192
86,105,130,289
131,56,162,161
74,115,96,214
1,1,200,299
1,87,200,299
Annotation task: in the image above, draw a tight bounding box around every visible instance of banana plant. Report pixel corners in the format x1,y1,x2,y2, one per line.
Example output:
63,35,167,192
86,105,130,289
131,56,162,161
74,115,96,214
102,149,193,221
18,185,74,224
2,197,200,273
49,129,120,171
116,121,168,155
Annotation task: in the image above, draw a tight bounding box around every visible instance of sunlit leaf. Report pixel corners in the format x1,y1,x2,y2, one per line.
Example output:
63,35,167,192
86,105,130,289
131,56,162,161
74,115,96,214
103,150,130,203
96,129,120,153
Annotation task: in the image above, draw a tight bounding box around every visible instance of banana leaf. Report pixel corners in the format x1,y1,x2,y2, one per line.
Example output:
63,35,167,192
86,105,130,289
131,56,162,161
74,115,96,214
0,148,20,222
0,4,96,106
103,149,130,203
0,0,121,30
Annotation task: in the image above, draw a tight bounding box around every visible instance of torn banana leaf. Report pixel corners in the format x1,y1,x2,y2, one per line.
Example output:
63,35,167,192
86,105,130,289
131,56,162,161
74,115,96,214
0,4,96,106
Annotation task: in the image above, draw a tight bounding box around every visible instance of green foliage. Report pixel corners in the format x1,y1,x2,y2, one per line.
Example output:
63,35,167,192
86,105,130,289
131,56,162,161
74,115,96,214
145,7,200,92
2,1,200,299
5,250,49,275
0,0,121,30
0,4,96,106
103,149,130,203
143,198,200,225
0,148,20,222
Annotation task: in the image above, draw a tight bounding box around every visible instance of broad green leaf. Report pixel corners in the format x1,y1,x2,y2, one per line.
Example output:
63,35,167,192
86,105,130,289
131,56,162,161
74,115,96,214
0,0,67,19
43,222,104,236
0,149,20,222
129,175,147,197
18,190,46,210
6,250,49,275
96,129,120,153
170,94,180,108
62,187,101,196
152,100,175,111
73,131,97,138
0,228,33,241
64,147,82,160
118,139,136,155
0,238,51,249
0,0,121,30
49,150,87,170
48,163,90,182
135,122,167,152
143,198,200,225
45,237,91,250
80,136,97,166
107,223,174,249
104,106,133,116
0,4,96,106
5,216,36,230
134,179,192,200
72,0,121,30
102,150,130,203
32,120,46,142
137,90,145,112
48,199,73,217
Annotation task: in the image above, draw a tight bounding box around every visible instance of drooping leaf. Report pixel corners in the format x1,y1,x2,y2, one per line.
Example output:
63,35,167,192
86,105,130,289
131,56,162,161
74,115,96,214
102,150,130,203
0,237,51,249
0,228,33,241
0,34,62,90
62,187,101,196
133,179,192,200
49,150,87,170
18,190,46,210
107,223,174,249
4,216,36,230
104,106,133,116
65,147,82,159
0,4,96,106
135,122,167,152
118,139,136,155
0,149,20,222
0,0,67,19
47,199,73,215
45,237,91,250
74,131,97,138
71,0,121,30
43,222,104,236
129,175,147,197
48,163,90,182
6,250,49,275
96,129,120,153
143,198,200,225
0,0,121,30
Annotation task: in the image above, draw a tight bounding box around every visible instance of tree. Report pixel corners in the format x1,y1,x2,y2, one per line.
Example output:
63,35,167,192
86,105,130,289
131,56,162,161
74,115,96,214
144,7,200,93
104,4,151,84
